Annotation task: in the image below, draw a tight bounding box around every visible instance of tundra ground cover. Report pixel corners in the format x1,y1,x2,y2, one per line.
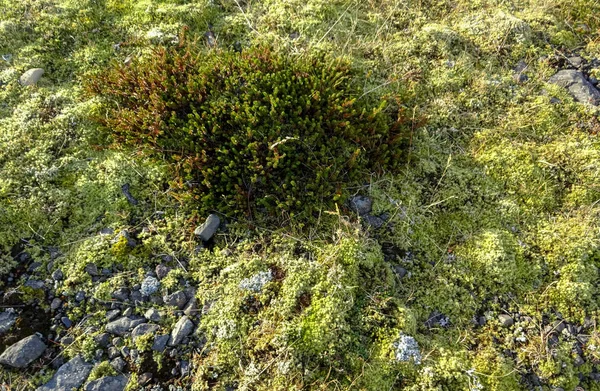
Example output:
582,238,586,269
1,0,600,390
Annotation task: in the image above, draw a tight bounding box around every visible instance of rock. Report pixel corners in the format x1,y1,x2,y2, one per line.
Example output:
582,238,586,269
152,334,170,352
163,291,188,309
498,314,514,327
155,264,171,280
131,323,160,340
93,333,110,348
122,307,133,317
239,270,273,292
425,311,450,328
548,70,600,106
120,346,130,358
61,316,72,328
36,355,92,391
393,334,421,364
568,56,583,68
19,68,44,86
140,276,160,296
51,298,62,310
0,311,17,334
106,309,120,321
75,291,85,302
0,334,46,368
144,308,161,322
121,183,138,205
60,335,74,345
168,316,194,346
392,266,407,278
363,214,385,229
24,279,45,289
111,288,130,302
52,269,64,281
107,347,120,359
84,374,128,391
349,195,372,216
84,263,98,276
139,373,152,385
110,357,126,372
183,296,199,317
129,290,142,303
194,214,221,241
106,316,146,336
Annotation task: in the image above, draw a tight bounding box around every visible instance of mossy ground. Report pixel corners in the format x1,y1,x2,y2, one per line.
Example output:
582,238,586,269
1,0,600,390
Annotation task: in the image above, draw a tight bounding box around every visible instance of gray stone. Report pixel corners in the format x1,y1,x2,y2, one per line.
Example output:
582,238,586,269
392,266,407,279
84,374,128,391
120,346,130,358
84,263,98,276
52,269,64,281
61,316,72,328
24,279,45,289
0,311,17,334
163,291,187,309
51,298,62,311
548,70,600,106
75,291,85,302
0,334,46,368
93,333,110,348
19,68,44,86
168,316,194,346
110,357,126,372
140,276,160,296
36,355,92,391
363,214,385,229
155,264,171,280
131,323,160,340
107,347,120,359
129,290,142,303
152,334,170,352
498,314,514,327
349,195,372,216
122,307,133,317
194,214,221,241
568,56,583,68
139,373,152,385
106,316,146,336
106,309,120,321
145,308,161,322
183,296,199,317
111,288,129,302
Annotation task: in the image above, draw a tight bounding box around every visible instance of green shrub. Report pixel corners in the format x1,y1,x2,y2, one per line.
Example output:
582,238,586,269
85,33,408,222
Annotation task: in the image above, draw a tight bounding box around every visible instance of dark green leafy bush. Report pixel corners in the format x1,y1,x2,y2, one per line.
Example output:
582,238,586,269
86,35,408,221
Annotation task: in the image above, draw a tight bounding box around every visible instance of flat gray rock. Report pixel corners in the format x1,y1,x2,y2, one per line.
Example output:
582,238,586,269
152,334,170,352
168,316,194,346
19,68,44,86
0,311,17,334
106,316,146,336
194,214,220,241
131,323,160,340
349,195,372,216
84,374,128,391
163,290,187,309
36,355,92,391
549,70,600,106
0,334,46,368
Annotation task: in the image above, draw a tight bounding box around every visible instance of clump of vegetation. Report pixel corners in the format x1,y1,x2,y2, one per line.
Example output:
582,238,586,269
86,34,408,222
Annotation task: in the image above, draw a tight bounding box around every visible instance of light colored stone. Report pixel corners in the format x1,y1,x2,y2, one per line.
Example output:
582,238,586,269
19,68,44,86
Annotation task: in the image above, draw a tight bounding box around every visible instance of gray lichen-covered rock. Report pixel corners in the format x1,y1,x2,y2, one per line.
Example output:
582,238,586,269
106,316,147,336
549,70,600,106
140,276,160,296
19,68,44,86
393,334,421,364
0,310,17,334
131,323,160,340
498,314,514,327
36,355,92,391
144,308,161,322
84,374,128,391
0,334,46,368
239,270,273,292
194,214,221,241
168,316,194,346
